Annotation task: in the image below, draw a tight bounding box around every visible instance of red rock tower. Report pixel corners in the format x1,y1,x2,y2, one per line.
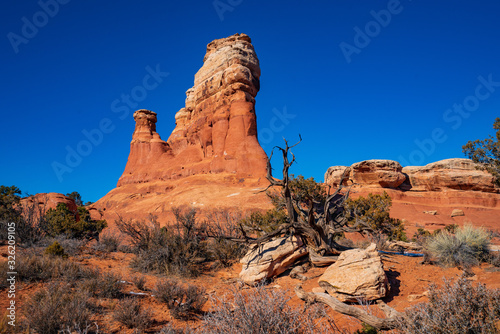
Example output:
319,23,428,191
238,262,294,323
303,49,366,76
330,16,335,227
117,33,268,187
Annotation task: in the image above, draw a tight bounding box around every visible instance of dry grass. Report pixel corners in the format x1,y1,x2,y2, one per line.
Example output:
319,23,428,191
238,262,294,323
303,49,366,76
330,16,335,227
153,279,207,320
426,224,491,268
113,297,153,330
398,275,500,333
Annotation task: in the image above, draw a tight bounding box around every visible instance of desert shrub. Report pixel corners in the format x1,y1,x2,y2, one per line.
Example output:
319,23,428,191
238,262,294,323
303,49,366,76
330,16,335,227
426,224,491,268
444,224,459,234
80,271,123,298
398,275,500,333
157,324,194,334
412,228,432,245
203,208,247,267
131,274,147,291
45,203,106,240
23,283,94,334
0,185,50,246
44,240,67,257
200,286,326,334
117,211,208,277
16,253,96,283
93,229,121,253
43,235,86,256
113,297,153,329
153,279,207,320
344,192,407,241
488,251,500,267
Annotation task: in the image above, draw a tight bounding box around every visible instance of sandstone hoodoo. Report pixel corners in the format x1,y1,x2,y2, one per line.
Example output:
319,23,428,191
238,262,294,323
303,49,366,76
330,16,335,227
94,34,272,220
118,33,267,187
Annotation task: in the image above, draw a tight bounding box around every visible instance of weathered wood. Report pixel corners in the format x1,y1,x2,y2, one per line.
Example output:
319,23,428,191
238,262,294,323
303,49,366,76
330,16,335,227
295,285,403,331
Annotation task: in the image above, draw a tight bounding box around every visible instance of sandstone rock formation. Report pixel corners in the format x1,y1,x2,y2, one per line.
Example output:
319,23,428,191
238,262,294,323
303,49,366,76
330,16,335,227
21,193,77,214
325,160,405,189
318,244,388,302
93,34,272,222
239,236,308,285
351,160,406,188
402,159,497,193
118,33,267,187
324,158,500,236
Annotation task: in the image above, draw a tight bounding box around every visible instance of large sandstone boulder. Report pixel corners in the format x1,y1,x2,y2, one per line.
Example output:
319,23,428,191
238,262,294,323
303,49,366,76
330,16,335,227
239,236,307,285
403,158,497,193
318,244,388,302
117,33,267,187
351,160,406,188
325,160,405,189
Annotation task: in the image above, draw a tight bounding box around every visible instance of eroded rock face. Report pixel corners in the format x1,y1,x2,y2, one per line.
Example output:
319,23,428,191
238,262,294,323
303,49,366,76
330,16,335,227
402,159,497,193
118,33,267,187
239,236,308,285
324,166,349,188
318,244,388,302
351,160,406,188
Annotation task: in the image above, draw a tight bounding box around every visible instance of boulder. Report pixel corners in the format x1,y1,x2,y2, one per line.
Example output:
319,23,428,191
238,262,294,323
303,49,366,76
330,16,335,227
239,236,307,285
402,159,497,193
350,160,406,188
318,244,388,302
451,209,465,217
325,160,406,189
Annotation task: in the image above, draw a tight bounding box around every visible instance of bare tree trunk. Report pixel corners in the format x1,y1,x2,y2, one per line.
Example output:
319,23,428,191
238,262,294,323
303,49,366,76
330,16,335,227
295,285,403,331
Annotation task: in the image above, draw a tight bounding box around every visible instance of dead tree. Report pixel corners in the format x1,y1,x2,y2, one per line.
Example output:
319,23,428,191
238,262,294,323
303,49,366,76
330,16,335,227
234,137,374,266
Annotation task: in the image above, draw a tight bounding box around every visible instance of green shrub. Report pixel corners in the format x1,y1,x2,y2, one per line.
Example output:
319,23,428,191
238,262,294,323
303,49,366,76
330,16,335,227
344,192,407,241
45,203,106,240
444,224,459,234
412,228,432,245
154,279,206,320
240,208,288,236
398,275,500,333
463,117,500,186
355,323,378,334
426,224,491,268
44,241,67,258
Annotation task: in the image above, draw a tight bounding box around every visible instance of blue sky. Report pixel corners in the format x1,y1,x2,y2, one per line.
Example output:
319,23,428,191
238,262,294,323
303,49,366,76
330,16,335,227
1,0,499,203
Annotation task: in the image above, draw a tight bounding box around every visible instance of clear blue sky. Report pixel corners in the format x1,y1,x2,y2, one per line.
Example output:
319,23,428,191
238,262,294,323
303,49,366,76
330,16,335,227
2,0,499,203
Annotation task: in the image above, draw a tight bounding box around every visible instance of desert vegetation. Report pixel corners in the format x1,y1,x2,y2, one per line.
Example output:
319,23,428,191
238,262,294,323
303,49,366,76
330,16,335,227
1,138,499,333
463,117,500,186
